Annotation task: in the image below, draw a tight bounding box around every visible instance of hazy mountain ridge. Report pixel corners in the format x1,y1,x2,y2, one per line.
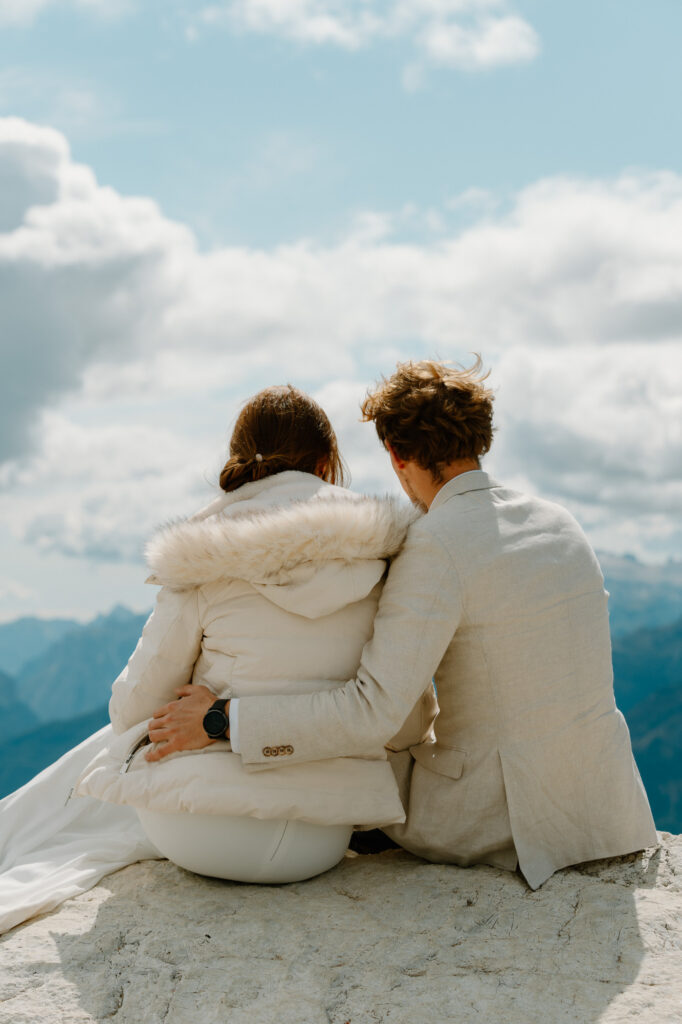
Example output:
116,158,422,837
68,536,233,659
0,616,77,676
612,613,682,833
612,617,682,711
0,706,110,800
598,550,682,636
0,669,39,745
16,606,148,724
627,683,682,834
0,604,148,798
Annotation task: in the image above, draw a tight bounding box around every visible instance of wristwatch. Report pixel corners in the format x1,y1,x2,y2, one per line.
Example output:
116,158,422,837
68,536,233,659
202,698,230,740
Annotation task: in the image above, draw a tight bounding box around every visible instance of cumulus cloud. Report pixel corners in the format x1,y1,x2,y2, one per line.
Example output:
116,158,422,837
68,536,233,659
488,345,682,561
0,414,214,562
417,13,539,70
0,577,34,603
196,0,540,77
0,118,66,232
1,117,682,563
0,117,194,463
0,0,126,26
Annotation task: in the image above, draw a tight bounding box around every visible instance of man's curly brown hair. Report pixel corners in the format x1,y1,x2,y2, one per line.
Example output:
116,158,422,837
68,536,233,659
361,357,494,482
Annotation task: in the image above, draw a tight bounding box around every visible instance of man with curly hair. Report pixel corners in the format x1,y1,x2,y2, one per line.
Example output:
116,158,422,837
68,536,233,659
231,359,657,887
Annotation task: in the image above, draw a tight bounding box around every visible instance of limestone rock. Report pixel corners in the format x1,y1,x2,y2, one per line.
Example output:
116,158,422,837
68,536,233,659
1,834,681,1024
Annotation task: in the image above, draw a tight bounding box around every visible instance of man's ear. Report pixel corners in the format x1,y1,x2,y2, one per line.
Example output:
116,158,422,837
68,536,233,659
386,443,406,472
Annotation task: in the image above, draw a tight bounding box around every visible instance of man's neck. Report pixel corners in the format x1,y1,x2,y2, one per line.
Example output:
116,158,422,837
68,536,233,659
425,459,480,508
403,459,480,510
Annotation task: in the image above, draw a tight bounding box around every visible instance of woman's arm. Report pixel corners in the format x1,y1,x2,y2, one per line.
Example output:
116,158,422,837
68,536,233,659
109,586,203,733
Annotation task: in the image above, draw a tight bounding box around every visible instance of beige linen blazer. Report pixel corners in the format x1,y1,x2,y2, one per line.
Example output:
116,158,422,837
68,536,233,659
237,470,658,889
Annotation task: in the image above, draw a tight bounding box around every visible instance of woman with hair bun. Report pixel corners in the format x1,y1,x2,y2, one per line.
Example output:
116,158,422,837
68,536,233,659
0,385,433,930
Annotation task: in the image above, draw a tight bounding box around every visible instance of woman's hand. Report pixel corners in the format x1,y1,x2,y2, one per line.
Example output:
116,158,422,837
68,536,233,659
145,684,220,761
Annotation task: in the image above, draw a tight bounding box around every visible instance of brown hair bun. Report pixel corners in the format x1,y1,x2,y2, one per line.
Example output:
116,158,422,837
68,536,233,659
219,385,347,492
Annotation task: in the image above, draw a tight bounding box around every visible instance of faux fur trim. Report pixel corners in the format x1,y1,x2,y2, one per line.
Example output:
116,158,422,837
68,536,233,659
146,493,418,588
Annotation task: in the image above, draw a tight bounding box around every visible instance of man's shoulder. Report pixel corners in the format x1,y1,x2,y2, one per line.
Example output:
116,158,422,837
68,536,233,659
494,483,589,536
431,476,580,521
386,509,459,584
419,478,590,552
401,509,453,555
493,482,584,523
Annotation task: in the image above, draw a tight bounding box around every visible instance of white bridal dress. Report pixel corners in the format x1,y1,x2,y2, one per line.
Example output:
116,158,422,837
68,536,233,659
0,724,355,935
0,725,159,935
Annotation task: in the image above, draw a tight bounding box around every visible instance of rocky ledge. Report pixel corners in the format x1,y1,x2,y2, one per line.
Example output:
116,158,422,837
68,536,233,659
1,834,680,1024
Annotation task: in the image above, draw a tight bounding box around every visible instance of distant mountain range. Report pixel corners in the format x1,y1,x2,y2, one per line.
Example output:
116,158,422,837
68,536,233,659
0,668,39,745
0,616,76,676
0,551,680,832
0,606,147,797
0,706,111,799
612,618,682,711
628,683,681,836
15,605,149,723
596,551,682,636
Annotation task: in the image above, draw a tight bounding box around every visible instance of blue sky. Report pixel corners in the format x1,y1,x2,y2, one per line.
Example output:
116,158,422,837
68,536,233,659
4,1,682,246
1,0,681,619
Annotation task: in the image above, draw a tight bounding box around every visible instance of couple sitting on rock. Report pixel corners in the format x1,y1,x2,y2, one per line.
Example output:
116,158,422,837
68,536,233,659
0,358,657,932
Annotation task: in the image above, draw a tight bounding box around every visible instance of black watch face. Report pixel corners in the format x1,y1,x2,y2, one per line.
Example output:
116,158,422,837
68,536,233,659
203,709,227,739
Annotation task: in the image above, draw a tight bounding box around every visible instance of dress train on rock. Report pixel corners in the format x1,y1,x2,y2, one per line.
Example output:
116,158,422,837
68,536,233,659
0,725,160,935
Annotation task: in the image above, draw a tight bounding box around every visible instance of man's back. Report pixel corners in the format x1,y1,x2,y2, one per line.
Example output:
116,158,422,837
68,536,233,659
384,471,657,887
427,472,614,752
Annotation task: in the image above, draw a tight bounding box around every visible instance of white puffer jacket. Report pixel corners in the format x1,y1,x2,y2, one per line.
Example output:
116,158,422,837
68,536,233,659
76,471,433,826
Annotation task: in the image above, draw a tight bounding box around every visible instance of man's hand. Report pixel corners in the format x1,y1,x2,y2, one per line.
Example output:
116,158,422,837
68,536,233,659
145,684,222,762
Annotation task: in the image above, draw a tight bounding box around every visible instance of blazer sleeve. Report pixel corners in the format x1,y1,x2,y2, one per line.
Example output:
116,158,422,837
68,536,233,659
109,585,204,734
236,518,462,766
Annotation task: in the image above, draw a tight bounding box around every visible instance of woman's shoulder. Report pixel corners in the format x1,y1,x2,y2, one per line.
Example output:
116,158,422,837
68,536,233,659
145,473,419,590
188,470,335,522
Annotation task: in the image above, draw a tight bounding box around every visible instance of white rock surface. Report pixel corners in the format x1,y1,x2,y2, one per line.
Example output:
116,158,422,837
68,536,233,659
1,835,681,1024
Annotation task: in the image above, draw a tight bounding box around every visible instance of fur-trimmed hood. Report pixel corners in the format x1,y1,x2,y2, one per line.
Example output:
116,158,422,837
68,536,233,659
145,471,418,591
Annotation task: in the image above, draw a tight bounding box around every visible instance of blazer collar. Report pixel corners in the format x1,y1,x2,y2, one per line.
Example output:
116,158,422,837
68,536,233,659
429,470,498,513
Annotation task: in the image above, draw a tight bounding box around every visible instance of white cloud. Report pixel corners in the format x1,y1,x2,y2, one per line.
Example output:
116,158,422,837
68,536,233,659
0,117,67,232
417,13,538,69
0,414,214,562
196,0,540,77
0,0,53,23
488,344,682,561
446,186,497,212
0,0,127,26
2,118,682,566
204,0,379,48
0,118,197,462
0,577,34,603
